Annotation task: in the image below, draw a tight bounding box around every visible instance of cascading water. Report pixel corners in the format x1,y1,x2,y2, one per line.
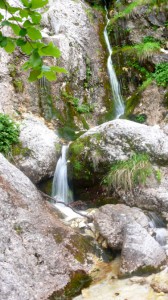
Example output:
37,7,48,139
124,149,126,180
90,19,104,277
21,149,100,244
104,3,125,118
52,145,82,220
52,145,73,204
148,212,168,248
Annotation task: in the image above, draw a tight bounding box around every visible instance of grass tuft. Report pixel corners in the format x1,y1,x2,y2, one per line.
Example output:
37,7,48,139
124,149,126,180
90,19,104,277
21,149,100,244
102,153,153,192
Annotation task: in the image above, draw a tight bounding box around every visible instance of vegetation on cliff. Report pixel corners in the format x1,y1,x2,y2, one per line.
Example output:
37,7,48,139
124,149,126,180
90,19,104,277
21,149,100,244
0,113,19,154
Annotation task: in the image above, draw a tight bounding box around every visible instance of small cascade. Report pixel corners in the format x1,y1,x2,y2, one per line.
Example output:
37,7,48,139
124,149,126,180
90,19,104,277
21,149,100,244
104,4,125,118
52,145,73,204
148,212,168,248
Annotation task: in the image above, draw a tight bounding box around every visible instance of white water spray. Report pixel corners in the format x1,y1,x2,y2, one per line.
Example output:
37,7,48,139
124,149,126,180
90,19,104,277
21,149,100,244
148,212,168,248
52,145,73,204
104,5,125,118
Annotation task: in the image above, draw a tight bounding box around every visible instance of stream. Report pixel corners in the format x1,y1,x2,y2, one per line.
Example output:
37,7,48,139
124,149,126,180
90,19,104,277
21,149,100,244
104,4,125,118
50,4,168,300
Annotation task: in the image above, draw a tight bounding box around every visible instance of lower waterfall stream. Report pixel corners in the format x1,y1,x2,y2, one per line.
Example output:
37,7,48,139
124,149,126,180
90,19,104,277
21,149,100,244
52,144,73,204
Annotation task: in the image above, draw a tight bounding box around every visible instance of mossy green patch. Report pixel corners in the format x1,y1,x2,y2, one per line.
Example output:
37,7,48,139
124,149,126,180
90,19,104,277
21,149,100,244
8,63,24,93
37,178,53,195
13,224,23,235
11,142,31,157
49,271,91,299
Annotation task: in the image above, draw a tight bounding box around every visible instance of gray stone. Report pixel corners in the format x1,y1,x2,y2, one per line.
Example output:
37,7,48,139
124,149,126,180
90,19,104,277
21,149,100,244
93,204,149,249
69,119,168,211
0,153,90,300
15,114,61,183
121,222,166,275
93,204,166,275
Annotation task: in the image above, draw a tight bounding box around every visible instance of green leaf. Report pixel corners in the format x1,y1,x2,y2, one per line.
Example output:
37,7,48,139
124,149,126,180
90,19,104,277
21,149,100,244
16,38,27,46
29,50,42,69
10,23,21,35
51,66,67,73
23,20,33,28
8,6,20,13
43,70,56,81
19,9,29,18
0,1,6,9
0,13,4,21
38,42,61,58
21,0,31,8
30,0,48,9
41,65,50,72
28,69,41,81
4,38,15,53
19,28,27,37
9,16,22,22
0,32,3,41
20,42,33,55
27,27,42,40
22,61,30,70
39,65,57,81
30,11,42,24
0,37,7,47
1,20,10,27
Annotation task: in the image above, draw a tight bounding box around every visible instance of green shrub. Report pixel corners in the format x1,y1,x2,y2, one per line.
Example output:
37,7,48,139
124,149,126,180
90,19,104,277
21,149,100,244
102,153,153,192
134,41,160,61
128,113,147,123
0,114,19,154
62,91,93,114
154,62,168,87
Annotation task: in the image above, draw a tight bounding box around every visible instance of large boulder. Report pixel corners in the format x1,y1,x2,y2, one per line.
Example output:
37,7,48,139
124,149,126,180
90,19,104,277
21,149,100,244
0,153,91,300
14,115,61,183
121,222,166,275
93,204,166,275
68,119,168,211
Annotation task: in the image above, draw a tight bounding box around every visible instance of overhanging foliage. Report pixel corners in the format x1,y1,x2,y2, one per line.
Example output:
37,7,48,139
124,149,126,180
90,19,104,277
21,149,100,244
0,0,67,81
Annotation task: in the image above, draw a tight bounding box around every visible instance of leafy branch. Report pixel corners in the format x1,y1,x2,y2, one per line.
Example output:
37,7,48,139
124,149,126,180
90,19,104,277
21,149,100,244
0,0,67,81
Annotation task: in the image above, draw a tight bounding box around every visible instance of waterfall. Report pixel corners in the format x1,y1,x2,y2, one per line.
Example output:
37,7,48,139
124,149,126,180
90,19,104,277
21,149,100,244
104,4,125,118
52,145,73,204
148,212,168,248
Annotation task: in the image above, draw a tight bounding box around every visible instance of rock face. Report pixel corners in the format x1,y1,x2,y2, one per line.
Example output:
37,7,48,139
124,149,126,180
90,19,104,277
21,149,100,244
0,153,91,300
134,83,165,126
41,0,111,129
68,119,168,211
108,0,167,124
15,115,61,183
0,0,110,131
93,204,166,275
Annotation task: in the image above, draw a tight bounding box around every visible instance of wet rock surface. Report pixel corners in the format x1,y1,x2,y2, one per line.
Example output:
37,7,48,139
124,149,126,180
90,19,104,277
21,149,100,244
0,154,91,300
15,114,61,183
93,204,166,275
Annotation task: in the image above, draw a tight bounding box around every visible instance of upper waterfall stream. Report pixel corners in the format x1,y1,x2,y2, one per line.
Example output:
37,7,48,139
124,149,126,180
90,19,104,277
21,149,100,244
104,5,125,118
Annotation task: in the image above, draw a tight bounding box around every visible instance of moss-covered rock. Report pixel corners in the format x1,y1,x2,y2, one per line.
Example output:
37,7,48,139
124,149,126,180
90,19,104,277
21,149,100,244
49,270,91,299
68,132,107,187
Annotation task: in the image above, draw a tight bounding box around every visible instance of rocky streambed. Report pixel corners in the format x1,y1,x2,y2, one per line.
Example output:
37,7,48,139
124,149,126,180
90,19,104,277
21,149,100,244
0,0,167,299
